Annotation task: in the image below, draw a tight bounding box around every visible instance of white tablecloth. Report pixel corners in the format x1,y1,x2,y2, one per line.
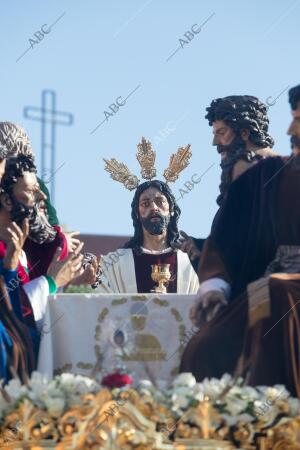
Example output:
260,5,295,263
38,293,196,383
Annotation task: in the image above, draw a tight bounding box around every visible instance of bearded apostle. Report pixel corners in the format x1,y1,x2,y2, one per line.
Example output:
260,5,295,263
0,121,81,249
181,85,300,397
0,146,35,383
95,180,199,294
0,154,85,350
177,95,277,269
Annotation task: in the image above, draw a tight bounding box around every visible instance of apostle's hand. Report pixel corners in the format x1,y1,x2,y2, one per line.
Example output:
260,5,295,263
64,231,81,253
3,219,29,270
173,231,201,261
47,243,84,288
190,290,228,326
74,255,101,285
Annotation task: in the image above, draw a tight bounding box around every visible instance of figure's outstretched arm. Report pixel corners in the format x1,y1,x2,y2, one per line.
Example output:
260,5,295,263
190,236,232,326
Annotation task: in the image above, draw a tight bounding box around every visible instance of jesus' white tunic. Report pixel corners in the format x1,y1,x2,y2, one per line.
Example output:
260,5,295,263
95,248,199,294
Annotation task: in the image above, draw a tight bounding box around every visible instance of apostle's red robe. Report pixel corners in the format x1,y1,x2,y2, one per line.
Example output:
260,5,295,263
23,226,68,279
0,227,68,329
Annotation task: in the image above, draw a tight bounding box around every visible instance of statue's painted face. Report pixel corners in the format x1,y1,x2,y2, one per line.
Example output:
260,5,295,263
212,119,247,161
12,172,46,208
287,101,300,155
212,120,236,156
138,187,170,235
0,159,6,182
212,120,236,145
3,172,56,244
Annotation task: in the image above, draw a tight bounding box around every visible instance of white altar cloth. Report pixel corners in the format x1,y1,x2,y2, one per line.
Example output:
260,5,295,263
37,293,196,383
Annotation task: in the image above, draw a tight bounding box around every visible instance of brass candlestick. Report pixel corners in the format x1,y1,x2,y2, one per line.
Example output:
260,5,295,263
151,264,171,294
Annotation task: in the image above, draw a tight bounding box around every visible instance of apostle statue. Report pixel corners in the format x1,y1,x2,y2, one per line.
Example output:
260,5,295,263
92,138,199,294
176,95,277,270
0,142,35,383
181,85,300,397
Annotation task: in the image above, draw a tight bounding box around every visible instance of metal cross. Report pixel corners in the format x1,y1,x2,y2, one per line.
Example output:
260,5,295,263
24,89,73,203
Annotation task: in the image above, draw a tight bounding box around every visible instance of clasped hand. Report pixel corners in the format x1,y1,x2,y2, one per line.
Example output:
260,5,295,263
3,219,29,270
47,243,85,288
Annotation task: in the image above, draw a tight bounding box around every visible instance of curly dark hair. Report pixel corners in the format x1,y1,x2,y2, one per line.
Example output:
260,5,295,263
1,154,36,195
205,95,274,148
123,180,181,252
289,85,300,110
0,145,8,161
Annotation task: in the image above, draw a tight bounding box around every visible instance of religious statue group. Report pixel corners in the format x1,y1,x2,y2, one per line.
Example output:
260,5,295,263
0,84,300,398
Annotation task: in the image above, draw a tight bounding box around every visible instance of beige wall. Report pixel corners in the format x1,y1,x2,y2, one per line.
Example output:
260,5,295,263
79,234,130,256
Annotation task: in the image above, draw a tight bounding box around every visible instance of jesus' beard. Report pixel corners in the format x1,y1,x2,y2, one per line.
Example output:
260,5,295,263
141,212,170,235
9,196,57,244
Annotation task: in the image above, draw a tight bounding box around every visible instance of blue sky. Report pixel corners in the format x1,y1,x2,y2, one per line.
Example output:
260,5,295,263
1,0,299,237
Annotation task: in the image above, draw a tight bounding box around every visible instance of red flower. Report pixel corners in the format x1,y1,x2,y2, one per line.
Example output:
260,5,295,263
102,372,133,388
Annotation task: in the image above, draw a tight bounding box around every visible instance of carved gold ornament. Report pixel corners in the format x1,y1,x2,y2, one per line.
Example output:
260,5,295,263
163,144,192,183
103,158,140,191
103,137,192,191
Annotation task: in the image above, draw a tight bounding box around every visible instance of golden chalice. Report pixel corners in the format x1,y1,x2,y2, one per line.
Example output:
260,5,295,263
151,264,171,294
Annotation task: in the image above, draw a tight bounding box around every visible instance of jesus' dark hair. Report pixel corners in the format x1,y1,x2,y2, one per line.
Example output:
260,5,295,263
123,180,181,252
205,95,274,148
289,85,300,110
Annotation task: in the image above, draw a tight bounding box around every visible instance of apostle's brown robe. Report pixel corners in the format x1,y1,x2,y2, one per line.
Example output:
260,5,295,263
180,156,300,397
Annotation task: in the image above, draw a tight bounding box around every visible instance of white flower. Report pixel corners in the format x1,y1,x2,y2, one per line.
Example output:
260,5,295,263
193,383,205,402
173,386,194,398
220,373,235,387
173,373,196,389
253,400,267,416
238,386,260,402
171,392,190,410
198,377,226,401
225,396,248,416
58,373,77,389
29,371,49,386
253,399,279,422
44,382,63,399
137,379,153,389
44,397,65,418
287,398,300,416
257,385,289,402
136,380,156,397
27,371,51,402
57,373,98,396
4,379,27,401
